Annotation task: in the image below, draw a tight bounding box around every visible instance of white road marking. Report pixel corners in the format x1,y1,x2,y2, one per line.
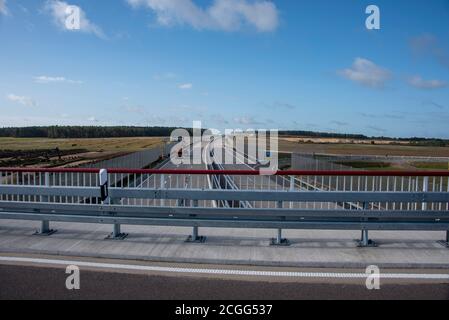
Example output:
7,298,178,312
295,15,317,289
0,256,448,280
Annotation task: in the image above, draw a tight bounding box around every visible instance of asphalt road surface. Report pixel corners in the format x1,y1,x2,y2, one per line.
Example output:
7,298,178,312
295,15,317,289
1,261,448,300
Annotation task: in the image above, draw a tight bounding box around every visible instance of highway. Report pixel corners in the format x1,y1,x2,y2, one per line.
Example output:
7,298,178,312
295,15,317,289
205,138,340,210
128,140,212,207
1,140,449,300
1,255,449,300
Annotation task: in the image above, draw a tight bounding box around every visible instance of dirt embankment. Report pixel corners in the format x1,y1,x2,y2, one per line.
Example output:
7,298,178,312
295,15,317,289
0,137,166,168
0,149,126,168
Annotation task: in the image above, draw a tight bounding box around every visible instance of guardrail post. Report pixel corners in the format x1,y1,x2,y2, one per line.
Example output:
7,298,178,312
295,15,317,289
271,201,290,246
160,174,165,207
360,230,369,247
422,176,429,211
186,199,205,243
102,169,128,240
35,172,57,236
289,175,295,209
276,229,282,244
357,202,376,247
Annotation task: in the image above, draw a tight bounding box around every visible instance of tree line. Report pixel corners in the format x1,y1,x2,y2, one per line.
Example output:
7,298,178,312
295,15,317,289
0,126,447,145
0,126,370,139
0,126,180,139
279,130,368,140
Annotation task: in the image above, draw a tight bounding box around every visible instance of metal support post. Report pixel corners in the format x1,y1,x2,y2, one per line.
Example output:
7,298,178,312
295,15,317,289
106,201,128,240
289,175,295,209
361,230,369,247
35,172,57,236
422,176,429,211
160,174,165,207
357,202,376,247
271,201,290,246
102,169,128,240
109,221,127,239
186,199,205,243
358,229,376,247
276,229,282,243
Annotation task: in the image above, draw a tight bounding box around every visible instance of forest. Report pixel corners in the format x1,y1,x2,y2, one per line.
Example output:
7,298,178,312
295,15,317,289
0,126,447,146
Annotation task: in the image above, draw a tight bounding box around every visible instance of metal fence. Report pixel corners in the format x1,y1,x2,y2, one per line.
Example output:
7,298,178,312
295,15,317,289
81,142,175,169
291,153,353,171
0,168,448,246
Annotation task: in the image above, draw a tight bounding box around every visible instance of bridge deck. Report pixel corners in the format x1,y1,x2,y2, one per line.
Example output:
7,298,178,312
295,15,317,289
1,142,449,268
0,219,448,268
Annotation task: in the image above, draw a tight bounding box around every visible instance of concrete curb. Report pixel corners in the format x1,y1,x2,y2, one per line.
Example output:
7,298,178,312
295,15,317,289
2,248,449,270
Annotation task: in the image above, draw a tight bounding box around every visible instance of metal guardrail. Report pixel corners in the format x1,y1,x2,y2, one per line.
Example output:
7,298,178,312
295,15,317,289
0,168,448,246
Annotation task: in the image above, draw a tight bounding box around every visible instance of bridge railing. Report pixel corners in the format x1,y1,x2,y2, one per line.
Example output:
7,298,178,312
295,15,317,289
1,168,448,209
0,167,448,246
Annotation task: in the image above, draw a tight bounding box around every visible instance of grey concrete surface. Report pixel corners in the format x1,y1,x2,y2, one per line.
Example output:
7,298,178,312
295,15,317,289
0,219,448,268
2,263,449,300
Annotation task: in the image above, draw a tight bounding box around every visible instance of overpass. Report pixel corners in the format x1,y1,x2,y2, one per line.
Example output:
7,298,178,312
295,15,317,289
1,140,449,271
0,166,448,248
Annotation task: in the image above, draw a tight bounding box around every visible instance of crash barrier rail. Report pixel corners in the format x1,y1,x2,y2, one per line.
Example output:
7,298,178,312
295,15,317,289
0,167,448,246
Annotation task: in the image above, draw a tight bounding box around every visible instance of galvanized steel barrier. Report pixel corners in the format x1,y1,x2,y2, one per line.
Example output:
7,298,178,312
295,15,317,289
0,167,448,246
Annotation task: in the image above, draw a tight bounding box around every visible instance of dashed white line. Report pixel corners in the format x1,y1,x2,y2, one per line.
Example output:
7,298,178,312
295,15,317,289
0,256,448,280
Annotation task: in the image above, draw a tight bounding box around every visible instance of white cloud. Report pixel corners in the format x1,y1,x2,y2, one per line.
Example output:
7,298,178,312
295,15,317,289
410,34,449,69
233,116,264,125
87,116,98,122
126,0,279,32
330,120,349,127
123,105,146,114
339,58,391,88
44,0,105,38
178,83,193,89
153,72,177,80
367,125,386,133
34,75,83,84
209,114,229,125
269,102,297,110
407,76,447,89
0,0,9,16
6,94,37,107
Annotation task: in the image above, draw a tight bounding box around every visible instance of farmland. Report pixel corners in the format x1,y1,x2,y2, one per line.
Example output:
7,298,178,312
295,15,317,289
279,138,449,157
0,137,166,168
1,135,449,170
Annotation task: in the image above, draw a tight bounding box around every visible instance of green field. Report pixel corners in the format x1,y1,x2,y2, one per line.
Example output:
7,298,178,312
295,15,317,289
411,162,449,170
334,161,394,169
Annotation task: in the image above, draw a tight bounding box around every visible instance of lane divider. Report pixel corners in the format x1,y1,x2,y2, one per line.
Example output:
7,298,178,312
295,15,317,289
1,256,449,280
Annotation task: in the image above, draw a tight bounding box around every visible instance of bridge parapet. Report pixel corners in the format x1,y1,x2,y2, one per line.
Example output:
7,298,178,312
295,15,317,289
0,168,448,246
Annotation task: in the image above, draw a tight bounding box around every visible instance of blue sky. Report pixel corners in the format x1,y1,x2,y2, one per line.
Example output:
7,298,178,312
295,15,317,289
0,0,449,138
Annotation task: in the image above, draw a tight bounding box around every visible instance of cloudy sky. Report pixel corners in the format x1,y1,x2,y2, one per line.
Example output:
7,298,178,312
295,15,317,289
0,0,449,138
